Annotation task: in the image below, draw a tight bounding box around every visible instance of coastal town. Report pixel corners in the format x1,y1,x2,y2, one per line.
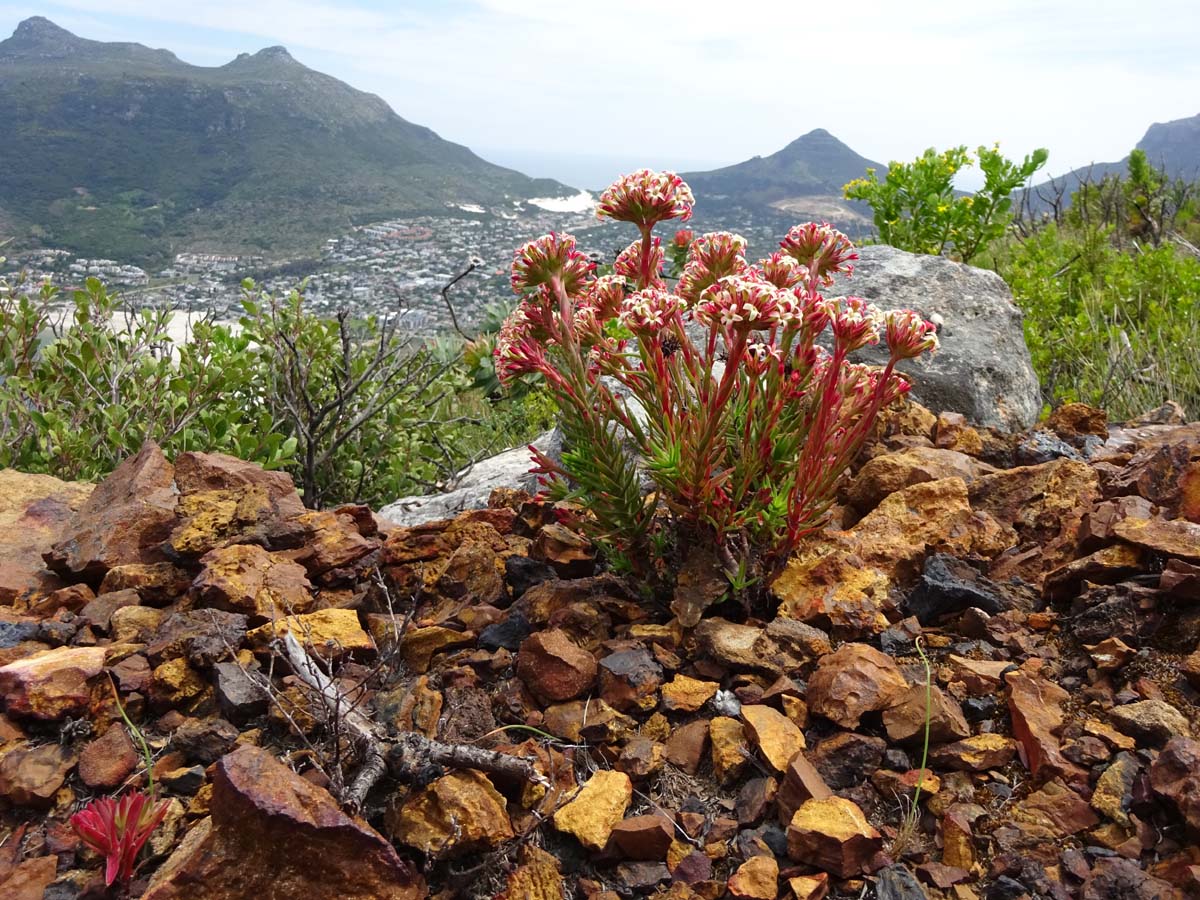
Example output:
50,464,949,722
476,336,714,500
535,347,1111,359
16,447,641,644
1,198,791,335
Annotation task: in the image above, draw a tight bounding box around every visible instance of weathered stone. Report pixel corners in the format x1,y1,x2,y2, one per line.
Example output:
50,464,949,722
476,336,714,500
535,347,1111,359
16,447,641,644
0,645,106,720
786,796,883,879
379,429,561,526
147,609,248,667
552,769,631,851
389,770,513,855
99,561,193,605
1150,737,1200,832
0,742,76,807
45,442,179,582
246,609,375,659
1084,636,1138,672
0,854,58,899
1007,667,1086,784
615,736,665,780
1092,752,1139,826
770,543,891,635
929,734,1017,772
970,458,1101,585
609,815,675,860
143,745,424,899
80,588,141,632
212,661,268,723
79,725,139,789
727,854,778,900
809,732,887,790
517,628,597,703
940,805,976,870
660,674,720,713
846,447,994,514
776,751,833,826
1109,422,1200,521
883,683,970,745
598,646,663,713
710,715,750,783
1010,779,1100,839
664,720,710,774
1112,516,1200,562
906,553,1034,623
807,643,906,728
192,545,314,619
109,604,165,644
1109,699,1191,747
741,704,806,772
284,509,379,580
398,625,474,674
1081,857,1184,900
433,539,504,603
787,873,831,900
492,846,564,900
150,657,209,710
171,717,240,765
829,245,1040,430
0,469,93,605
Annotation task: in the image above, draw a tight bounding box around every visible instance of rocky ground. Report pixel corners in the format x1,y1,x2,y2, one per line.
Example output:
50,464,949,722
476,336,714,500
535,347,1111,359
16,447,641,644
0,399,1198,900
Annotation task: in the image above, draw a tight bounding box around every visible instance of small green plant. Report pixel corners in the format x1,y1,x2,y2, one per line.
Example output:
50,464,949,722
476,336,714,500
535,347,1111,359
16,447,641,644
891,636,933,857
844,144,1047,262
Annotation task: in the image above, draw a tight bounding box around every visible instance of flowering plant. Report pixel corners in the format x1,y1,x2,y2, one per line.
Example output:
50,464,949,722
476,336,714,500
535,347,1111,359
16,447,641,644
70,680,170,888
71,791,171,887
497,171,938,613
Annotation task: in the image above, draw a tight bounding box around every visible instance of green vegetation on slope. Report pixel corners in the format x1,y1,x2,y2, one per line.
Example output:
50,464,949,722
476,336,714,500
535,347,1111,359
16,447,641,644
0,17,572,266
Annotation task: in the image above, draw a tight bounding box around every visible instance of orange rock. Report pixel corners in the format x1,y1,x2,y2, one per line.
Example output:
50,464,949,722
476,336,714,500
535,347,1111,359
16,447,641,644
807,643,906,728
710,716,749,784
661,674,720,713
389,770,514,855
776,751,832,826
0,742,77,807
192,544,314,619
883,683,970,745
787,873,830,900
727,854,778,899
552,770,631,851
78,725,139,789
247,608,375,658
1112,516,1200,562
845,446,993,514
517,628,598,703
930,734,1018,771
495,845,564,900
741,704,806,772
1007,667,1087,785
0,645,106,720
786,796,883,879
398,625,474,674
609,814,675,860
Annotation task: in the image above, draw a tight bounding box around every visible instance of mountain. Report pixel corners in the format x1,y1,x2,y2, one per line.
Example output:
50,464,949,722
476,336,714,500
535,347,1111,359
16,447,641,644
682,129,882,232
0,17,575,264
1022,112,1200,210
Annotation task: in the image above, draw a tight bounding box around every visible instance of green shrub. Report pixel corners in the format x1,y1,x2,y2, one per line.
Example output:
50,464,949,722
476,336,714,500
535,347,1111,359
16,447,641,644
844,144,1047,262
0,276,292,481
983,153,1200,419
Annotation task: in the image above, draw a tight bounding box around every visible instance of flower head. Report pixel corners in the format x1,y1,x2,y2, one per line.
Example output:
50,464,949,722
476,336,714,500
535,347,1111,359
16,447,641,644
578,273,627,321
779,223,858,284
511,232,593,296
827,296,883,352
619,288,688,336
495,303,549,385
614,238,665,288
673,229,695,249
883,309,940,359
758,251,808,290
695,274,782,333
71,791,170,886
597,169,695,228
676,232,749,305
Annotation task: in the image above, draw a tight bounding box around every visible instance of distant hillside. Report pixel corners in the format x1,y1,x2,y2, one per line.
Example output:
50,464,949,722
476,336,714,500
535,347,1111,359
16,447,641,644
0,17,575,264
682,129,882,232
1022,112,1200,210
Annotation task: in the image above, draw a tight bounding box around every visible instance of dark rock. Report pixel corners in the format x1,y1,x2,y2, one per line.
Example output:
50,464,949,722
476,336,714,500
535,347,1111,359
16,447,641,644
876,865,929,900
0,619,40,649
170,717,239,765
212,662,267,723
1016,430,1082,465
503,555,557,600
478,610,531,652
809,732,887,790
146,610,249,668
906,554,1032,624
1081,857,1182,900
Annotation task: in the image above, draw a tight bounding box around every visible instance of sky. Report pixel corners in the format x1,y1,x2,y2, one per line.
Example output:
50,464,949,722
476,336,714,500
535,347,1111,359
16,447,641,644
2,0,1199,190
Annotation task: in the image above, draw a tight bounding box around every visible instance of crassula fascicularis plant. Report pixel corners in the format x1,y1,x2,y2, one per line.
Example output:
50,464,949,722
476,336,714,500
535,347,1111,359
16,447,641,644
496,169,938,614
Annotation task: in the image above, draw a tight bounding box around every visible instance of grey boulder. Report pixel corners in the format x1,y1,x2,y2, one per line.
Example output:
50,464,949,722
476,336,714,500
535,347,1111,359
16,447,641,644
831,245,1040,431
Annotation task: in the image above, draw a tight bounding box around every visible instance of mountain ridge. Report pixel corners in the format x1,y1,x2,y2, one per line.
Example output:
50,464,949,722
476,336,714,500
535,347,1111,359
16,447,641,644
0,17,575,264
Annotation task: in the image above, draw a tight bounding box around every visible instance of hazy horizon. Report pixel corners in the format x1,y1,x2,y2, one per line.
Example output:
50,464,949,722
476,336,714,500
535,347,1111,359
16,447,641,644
2,1,1199,192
